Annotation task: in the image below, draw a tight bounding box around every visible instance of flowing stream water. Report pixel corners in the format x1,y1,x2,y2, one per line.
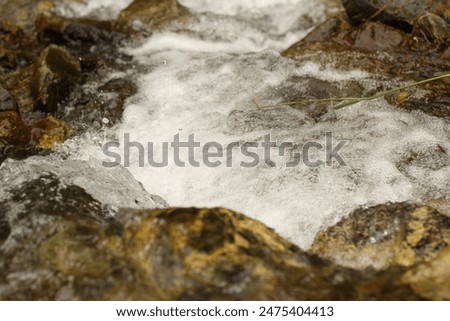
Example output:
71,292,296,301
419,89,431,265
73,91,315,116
6,0,449,249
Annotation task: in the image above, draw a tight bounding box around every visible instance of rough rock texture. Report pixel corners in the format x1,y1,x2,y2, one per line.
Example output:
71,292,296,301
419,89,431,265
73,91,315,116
1,0,450,302
2,194,450,300
0,0,54,32
0,202,353,300
119,0,191,31
0,8,137,161
402,246,450,300
311,203,450,270
0,111,67,159
0,85,18,112
32,45,81,113
414,12,450,42
0,156,167,211
341,0,432,30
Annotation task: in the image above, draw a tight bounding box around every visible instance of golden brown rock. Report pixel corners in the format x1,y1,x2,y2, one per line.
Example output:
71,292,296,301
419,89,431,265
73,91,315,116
0,111,29,145
310,203,450,270
119,0,191,30
414,12,450,43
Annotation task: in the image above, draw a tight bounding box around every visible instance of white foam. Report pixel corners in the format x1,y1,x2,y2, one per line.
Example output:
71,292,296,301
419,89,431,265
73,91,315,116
42,1,450,249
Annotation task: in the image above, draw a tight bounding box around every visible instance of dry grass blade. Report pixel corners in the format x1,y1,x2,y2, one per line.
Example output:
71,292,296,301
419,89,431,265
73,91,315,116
256,72,450,110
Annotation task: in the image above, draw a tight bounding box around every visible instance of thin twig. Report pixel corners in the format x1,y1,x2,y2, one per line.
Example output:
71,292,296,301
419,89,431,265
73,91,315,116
333,72,450,109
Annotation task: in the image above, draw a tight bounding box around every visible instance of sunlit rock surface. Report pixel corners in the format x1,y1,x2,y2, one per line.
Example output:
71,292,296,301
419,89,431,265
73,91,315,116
0,205,350,300
0,0,54,32
311,203,450,270
3,201,449,300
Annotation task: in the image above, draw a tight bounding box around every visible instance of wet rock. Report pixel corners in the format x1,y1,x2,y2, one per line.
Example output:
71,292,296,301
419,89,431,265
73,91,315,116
107,207,354,300
0,109,67,150
432,0,450,18
0,173,111,221
0,0,54,32
30,116,67,149
1,194,448,300
35,14,130,68
394,142,449,173
0,111,29,145
95,78,138,125
0,156,167,211
346,21,406,51
310,203,450,270
402,246,450,300
118,0,191,31
0,85,18,112
0,205,353,300
0,21,37,74
32,45,81,114
414,12,450,43
34,14,136,132
301,15,349,43
0,174,112,300
341,0,431,31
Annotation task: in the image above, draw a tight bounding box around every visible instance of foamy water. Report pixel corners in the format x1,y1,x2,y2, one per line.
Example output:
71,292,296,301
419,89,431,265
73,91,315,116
8,0,450,249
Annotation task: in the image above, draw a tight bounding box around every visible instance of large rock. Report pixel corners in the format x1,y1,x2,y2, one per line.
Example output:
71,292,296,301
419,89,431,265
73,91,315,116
310,203,450,270
283,8,450,118
2,194,449,300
